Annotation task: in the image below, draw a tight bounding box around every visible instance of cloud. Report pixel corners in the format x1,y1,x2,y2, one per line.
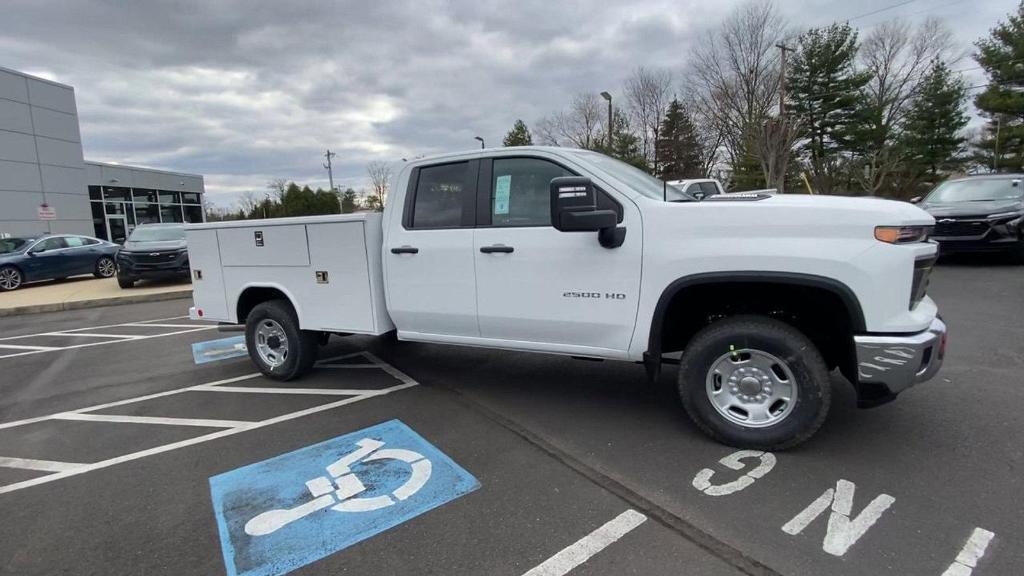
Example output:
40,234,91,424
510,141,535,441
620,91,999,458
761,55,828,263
0,0,1010,207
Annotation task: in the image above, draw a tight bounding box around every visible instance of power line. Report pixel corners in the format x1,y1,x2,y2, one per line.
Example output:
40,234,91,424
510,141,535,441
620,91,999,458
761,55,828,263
846,0,919,22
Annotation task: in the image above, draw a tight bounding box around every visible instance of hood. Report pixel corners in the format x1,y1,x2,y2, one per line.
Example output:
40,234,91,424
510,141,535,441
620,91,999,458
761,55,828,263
921,198,1024,218
121,239,187,252
683,193,934,225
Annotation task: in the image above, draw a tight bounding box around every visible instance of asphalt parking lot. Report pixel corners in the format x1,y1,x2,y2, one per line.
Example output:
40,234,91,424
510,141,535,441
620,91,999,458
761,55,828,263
0,260,1020,576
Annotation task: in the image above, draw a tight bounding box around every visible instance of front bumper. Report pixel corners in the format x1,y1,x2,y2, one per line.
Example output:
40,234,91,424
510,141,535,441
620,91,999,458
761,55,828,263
852,317,946,406
117,251,190,278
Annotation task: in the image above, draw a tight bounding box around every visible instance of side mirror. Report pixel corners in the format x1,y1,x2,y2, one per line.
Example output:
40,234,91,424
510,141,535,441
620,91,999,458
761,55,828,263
909,196,922,204
550,176,625,248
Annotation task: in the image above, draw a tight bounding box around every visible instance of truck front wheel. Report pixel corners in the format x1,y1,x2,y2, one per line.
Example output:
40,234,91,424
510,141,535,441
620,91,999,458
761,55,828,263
677,315,831,450
245,300,319,381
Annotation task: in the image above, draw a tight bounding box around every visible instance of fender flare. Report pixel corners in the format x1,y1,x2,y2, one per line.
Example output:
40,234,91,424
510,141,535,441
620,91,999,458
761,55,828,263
643,271,866,380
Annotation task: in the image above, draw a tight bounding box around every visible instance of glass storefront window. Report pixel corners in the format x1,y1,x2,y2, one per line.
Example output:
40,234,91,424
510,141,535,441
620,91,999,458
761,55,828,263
105,202,125,215
135,203,160,224
160,205,184,223
91,202,107,240
102,186,130,200
159,190,180,204
182,192,200,204
184,205,204,223
133,188,158,203
88,186,103,200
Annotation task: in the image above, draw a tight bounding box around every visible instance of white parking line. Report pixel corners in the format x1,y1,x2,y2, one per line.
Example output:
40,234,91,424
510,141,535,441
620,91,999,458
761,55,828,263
0,315,193,340
124,323,206,328
194,386,388,396
0,457,85,473
52,413,253,429
0,344,60,351
521,510,647,576
40,332,143,339
0,326,216,360
0,352,418,495
942,528,996,576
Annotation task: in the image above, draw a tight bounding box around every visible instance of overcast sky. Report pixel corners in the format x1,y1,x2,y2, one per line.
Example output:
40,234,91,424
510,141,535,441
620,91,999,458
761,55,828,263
0,0,1012,208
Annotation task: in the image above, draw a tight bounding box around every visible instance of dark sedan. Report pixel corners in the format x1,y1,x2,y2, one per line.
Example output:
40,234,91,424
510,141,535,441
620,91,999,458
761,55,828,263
115,224,191,288
0,235,120,291
916,174,1024,262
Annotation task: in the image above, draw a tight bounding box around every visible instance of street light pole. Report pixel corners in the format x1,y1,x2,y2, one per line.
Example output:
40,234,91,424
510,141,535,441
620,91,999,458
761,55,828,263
600,91,612,150
474,136,485,149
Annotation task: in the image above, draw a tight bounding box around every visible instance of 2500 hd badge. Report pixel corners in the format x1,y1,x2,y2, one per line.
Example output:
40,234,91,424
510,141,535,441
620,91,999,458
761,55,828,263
563,291,627,300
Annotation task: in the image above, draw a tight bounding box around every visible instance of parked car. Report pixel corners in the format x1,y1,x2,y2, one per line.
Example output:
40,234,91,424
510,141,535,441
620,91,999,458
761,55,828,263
186,146,945,450
914,174,1024,261
115,224,191,288
0,235,119,291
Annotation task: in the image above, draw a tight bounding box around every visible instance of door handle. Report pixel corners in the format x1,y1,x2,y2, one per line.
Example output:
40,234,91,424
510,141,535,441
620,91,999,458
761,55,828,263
480,245,514,254
390,246,419,254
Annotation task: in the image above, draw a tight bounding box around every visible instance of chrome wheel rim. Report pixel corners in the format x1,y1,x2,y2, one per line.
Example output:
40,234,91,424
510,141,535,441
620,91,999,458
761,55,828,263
705,348,797,428
98,258,115,277
0,268,21,290
255,319,289,369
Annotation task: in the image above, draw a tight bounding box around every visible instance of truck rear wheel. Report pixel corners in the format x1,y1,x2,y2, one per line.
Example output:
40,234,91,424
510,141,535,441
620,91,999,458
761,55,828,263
677,315,831,450
245,300,319,381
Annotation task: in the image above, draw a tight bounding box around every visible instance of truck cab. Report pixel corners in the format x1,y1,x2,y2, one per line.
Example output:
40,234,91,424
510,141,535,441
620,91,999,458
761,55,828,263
188,146,946,450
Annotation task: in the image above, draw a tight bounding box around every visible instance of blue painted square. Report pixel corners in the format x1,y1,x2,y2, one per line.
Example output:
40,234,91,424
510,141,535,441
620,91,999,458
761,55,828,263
192,335,247,364
209,420,480,576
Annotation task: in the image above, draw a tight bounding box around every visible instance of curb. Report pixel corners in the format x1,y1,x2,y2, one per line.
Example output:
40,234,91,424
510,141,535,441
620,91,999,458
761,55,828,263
0,289,193,318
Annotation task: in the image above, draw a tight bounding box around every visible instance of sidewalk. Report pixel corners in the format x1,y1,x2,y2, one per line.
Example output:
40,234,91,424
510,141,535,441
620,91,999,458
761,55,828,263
0,276,192,317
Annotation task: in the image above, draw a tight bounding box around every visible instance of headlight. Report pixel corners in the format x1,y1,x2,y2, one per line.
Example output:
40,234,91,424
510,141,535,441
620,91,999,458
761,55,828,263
987,211,1023,221
875,225,932,244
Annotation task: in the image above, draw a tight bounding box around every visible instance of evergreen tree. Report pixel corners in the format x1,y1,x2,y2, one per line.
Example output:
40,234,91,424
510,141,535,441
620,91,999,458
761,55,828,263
974,2,1024,171
596,111,648,170
503,119,533,146
340,188,359,213
788,23,873,193
901,60,969,182
656,99,704,180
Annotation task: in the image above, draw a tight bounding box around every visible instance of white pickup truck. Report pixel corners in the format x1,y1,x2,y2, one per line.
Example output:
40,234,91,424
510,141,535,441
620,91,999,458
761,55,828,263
186,146,946,449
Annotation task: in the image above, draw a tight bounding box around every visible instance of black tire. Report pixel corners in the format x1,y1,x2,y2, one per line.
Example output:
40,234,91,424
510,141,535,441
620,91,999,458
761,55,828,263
117,276,135,289
94,256,116,278
0,265,23,291
245,299,319,381
678,315,831,451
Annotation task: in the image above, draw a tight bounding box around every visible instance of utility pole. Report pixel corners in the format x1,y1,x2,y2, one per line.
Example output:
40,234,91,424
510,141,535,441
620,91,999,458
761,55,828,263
775,44,794,116
994,115,1002,171
323,149,337,192
323,149,343,211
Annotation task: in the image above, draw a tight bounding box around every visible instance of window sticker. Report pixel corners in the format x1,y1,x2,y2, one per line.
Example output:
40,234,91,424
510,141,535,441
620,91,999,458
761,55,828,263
494,175,511,215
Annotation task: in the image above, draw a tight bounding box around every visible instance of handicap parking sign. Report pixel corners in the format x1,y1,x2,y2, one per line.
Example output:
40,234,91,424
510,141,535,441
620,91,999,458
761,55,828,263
209,420,480,576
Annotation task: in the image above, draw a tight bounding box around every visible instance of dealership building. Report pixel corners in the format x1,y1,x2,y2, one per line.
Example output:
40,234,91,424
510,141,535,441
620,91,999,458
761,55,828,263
0,65,205,243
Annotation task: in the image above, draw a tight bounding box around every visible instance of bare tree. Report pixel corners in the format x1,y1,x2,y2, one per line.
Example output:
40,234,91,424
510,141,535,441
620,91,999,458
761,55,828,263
266,179,288,201
238,191,260,216
687,1,788,172
855,17,958,194
534,92,606,149
624,67,673,170
751,117,802,192
366,161,392,211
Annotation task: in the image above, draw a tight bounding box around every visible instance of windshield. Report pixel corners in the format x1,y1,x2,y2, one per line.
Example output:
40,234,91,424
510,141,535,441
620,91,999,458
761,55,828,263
0,238,32,254
569,150,689,201
128,226,185,242
925,178,1023,203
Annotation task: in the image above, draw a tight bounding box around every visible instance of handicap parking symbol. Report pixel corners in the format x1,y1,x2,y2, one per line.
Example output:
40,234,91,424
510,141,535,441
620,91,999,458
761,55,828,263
209,420,480,576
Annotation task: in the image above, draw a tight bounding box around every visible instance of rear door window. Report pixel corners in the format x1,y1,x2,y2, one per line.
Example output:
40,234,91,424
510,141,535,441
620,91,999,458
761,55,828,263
411,162,471,228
